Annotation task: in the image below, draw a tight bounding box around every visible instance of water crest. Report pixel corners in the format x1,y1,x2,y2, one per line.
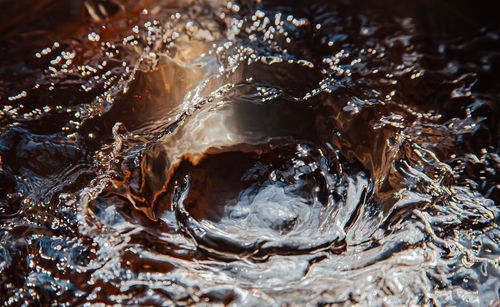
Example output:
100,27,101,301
0,0,499,305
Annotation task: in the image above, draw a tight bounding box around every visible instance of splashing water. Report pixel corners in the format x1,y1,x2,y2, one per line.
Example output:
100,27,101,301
0,0,499,305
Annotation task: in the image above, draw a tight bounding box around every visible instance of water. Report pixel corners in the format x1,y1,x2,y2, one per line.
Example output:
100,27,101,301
0,0,499,305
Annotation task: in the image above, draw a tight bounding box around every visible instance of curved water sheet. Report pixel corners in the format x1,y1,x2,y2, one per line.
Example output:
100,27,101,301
170,143,369,258
0,0,499,306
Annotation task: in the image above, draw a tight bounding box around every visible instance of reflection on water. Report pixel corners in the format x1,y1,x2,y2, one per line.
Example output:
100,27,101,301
0,0,499,305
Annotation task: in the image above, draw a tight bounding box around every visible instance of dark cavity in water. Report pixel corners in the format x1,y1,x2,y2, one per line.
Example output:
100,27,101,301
0,0,499,306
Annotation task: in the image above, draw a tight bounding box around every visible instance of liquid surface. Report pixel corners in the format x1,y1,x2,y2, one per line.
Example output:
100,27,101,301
0,0,499,305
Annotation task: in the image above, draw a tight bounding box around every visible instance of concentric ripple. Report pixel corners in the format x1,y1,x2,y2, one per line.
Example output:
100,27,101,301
170,143,371,259
0,0,499,306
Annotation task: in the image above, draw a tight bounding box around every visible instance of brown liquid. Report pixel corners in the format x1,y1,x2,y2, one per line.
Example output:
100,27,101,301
0,0,499,305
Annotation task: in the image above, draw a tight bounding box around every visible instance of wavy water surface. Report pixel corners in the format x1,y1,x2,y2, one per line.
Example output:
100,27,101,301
0,0,499,306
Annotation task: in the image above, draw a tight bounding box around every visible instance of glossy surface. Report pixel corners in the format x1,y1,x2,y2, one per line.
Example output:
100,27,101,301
0,0,499,305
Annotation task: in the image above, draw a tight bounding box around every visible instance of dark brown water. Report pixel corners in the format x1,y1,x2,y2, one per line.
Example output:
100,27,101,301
0,0,499,305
